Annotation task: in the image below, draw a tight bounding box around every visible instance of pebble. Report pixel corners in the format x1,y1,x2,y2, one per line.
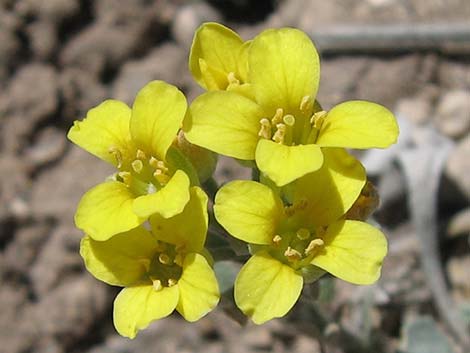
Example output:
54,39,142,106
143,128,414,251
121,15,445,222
435,89,470,139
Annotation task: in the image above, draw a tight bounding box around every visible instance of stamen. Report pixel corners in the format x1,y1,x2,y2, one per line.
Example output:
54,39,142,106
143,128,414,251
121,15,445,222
136,149,146,160
296,228,310,240
168,278,178,287
300,95,312,112
118,171,132,185
108,147,123,168
284,247,302,262
149,156,159,169
258,118,272,139
147,183,157,194
158,253,171,265
305,239,324,255
152,279,163,291
174,253,184,267
272,235,282,245
153,169,169,184
283,114,295,126
310,110,327,127
156,160,168,172
131,159,143,174
227,72,240,85
271,108,284,125
272,123,286,144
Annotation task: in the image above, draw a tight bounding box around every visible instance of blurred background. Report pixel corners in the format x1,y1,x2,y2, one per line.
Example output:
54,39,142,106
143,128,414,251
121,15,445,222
0,0,469,352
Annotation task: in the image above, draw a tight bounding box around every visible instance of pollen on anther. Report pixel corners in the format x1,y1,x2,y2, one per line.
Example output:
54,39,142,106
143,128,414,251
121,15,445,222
227,72,240,85
300,95,312,112
136,149,147,160
152,279,163,291
168,278,178,287
108,147,123,168
272,234,282,245
149,156,159,168
284,246,302,261
131,159,143,174
272,108,284,125
305,238,324,255
118,171,131,184
258,118,272,139
273,123,286,144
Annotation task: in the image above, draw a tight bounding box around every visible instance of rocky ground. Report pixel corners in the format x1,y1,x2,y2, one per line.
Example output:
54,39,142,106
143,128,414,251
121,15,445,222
0,0,469,352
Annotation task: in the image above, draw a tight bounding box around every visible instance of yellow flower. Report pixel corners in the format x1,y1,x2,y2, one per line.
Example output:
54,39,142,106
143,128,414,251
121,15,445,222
189,22,251,95
68,80,198,241
214,149,387,324
80,187,219,338
184,27,399,186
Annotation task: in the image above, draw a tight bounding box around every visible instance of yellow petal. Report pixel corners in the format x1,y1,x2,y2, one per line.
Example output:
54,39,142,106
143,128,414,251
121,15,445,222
177,253,220,321
113,284,179,339
75,181,144,241
249,28,320,115
311,220,387,285
133,170,190,219
214,181,284,245
255,140,323,186
316,101,399,149
184,91,264,160
67,100,134,168
130,80,187,160
80,226,157,286
150,186,208,253
189,22,244,90
234,252,303,324
292,148,366,226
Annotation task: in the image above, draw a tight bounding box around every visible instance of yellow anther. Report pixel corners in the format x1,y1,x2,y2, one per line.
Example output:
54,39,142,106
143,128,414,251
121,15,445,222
154,170,170,184
283,114,295,126
138,258,151,271
310,110,327,127
305,238,324,255
300,95,313,112
168,278,178,287
136,149,147,160
158,253,171,265
258,118,272,139
118,171,132,185
272,123,286,144
271,108,284,125
108,147,123,168
227,72,240,85
152,279,163,291
149,156,159,169
131,159,143,174
284,247,302,262
156,160,168,172
272,235,282,245
296,228,310,240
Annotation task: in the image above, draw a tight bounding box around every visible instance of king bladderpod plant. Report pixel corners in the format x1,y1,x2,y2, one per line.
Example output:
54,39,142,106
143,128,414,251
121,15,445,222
80,186,219,338
68,80,200,241
214,149,387,324
184,26,399,186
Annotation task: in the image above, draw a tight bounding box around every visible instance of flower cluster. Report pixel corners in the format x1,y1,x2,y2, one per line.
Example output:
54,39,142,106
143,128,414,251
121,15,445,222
68,22,398,337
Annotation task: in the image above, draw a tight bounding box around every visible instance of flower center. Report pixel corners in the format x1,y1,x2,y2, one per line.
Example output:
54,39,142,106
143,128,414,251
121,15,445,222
147,241,184,291
257,95,326,146
269,226,326,269
113,149,172,196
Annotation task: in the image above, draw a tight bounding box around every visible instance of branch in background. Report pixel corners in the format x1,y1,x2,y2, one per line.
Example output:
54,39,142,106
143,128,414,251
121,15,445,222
304,23,470,55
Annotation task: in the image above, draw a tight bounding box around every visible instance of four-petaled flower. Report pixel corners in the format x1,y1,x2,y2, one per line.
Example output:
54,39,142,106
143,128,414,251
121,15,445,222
214,149,387,324
68,80,198,241
184,26,399,186
80,187,219,338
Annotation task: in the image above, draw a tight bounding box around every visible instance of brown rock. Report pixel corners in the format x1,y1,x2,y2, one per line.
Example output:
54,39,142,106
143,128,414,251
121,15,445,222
435,89,470,139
